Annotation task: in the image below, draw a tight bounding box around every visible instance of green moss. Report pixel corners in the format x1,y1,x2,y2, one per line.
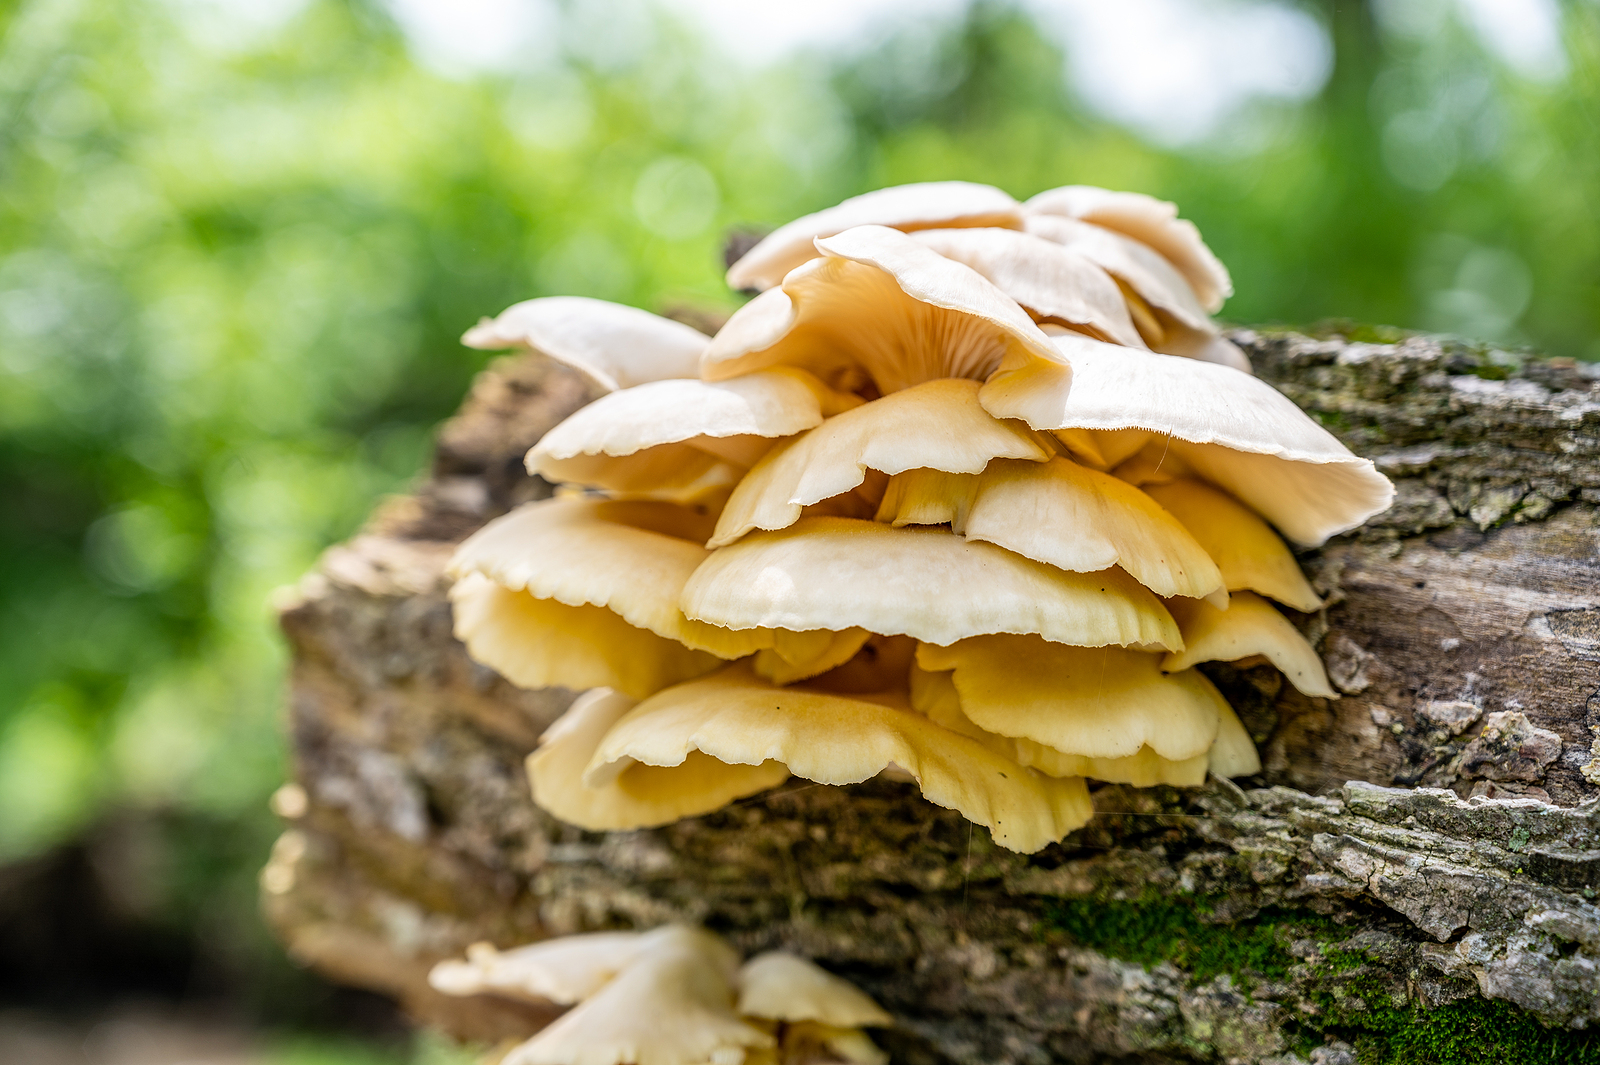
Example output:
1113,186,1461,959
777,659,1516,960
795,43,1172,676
1306,320,1413,346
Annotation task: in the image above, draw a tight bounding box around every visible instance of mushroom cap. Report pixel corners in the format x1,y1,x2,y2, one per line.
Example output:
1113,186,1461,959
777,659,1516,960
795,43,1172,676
908,227,1146,349
428,930,651,1005
1139,479,1322,612
703,226,1065,396
528,369,862,494
916,635,1228,761
752,628,872,686
908,666,1212,787
726,181,1023,292
875,457,1226,605
979,335,1395,546
736,952,893,1028
709,378,1052,547
449,497,752,654
1025,186,1233,313
528,688,789,832
1209,701,1263,778
1023,213,1209,332
1161,592,1336,698
684,517,1181,652
503,925,772,1065
450,574,721,699
587,662,1093,853
462,296,707,392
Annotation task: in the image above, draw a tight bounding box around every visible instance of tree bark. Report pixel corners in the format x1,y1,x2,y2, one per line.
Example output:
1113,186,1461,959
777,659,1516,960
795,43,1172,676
262,330,1600,1064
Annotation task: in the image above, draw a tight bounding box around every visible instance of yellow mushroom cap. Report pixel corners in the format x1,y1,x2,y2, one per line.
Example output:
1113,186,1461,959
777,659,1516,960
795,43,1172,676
726,181,1023,292
502,925,772,1065
876,457,1226,605
586,662,1093,853
979,335,1394,546
704,225,1065,396
1138,478,1321,612
685,517,1181,652
916,635,1228,762
736,952,893,1029
462,296,706,392
528,688,789,832
1162,592,1337,698
1209,701,1263,778
1025,185,1233,314
709,378,1051,548
908,227,1146,349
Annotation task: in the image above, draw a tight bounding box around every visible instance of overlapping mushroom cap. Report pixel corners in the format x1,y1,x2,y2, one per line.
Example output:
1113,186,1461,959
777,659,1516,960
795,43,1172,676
448,181,1393,854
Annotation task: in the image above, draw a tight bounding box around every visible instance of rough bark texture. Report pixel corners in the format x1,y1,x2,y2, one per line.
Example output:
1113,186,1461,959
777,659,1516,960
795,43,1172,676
262,330,1600,1064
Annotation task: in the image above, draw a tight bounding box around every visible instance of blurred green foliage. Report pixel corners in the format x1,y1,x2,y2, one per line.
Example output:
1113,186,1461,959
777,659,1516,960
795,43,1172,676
0,0,1595,1029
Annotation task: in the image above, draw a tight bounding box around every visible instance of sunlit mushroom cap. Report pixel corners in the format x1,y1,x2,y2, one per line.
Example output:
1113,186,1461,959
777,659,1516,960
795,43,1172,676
979,335,1394,545
685,517,1181,652
1025,186,1233,313
916,635,1228,761
1161,592,1336,698
704,226,1066,396
875,457,1226,605
908,227,1146,349
726,181,1023,292
528,688,789,832
737,952,893,1029
450,574,721,699
586,662,1092,853
502,925,772,1065
1139,479,1321,611
528,369,863,496
462,296,707,392
428,930,650,1005
709,378,1052,547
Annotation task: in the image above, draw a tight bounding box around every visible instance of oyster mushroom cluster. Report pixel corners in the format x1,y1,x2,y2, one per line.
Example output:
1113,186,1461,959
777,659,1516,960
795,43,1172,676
429,925,892,1065
449,181,1394,854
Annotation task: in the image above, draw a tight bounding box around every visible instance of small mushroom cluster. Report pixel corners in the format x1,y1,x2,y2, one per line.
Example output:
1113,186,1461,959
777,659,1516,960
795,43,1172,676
429,925,892,1065
449,182,1394,853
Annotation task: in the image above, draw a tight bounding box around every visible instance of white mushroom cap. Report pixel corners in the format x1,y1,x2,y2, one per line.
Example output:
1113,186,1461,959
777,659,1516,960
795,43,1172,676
428,930,650,1004
726,181,1023,292
683,517,1181,652
528,688,789,832
586,662,1093,853
875,457,1227,605
704,226,1065,396
1025,186,1233,313
736,952,893,1028
450,573,721,699
708,378,1052,548
1023,213,1209,331
908,227,1146,349
528,369,863,495
1161,592,1337,698
463,296,707,392
979,335,1395,545
916,635,1229,762
1138,478,1322,612
503,925,772,1065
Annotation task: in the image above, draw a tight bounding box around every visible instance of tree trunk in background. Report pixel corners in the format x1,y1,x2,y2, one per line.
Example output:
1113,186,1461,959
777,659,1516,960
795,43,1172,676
262,330,1600,1065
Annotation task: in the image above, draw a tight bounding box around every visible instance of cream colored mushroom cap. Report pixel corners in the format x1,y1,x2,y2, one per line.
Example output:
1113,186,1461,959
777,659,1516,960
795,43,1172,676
427,930,649,1005
709,378,1051,547
685,517,1181,652
726,181,1023,292
980,336,1395,545
703,226,1065,396
737,952,893,1028
1139,479,1321,611
528,368,861,494
908,227,1146,349
1209,701,1263,778
450,574,721,699
876,457,1226,605
1025,186,1233,313
503,925,772,1065
588,663,1093,853
1023,213,1208,331
528,688,789,832
462,296,706,392
916,635,1227,761
1162,592,1336,698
